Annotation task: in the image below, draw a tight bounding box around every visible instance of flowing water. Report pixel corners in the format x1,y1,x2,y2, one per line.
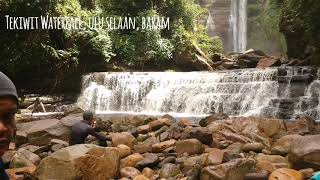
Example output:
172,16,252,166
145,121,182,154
77,67,320,120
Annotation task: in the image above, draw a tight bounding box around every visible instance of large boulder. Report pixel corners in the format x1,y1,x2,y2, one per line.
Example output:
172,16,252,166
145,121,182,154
288,134,320,169
16,119,70,146
200,158,255,180
34,144,120,180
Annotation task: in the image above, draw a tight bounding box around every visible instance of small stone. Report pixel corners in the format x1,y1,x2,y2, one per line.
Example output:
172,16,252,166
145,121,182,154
120,153,144,168
120,167,141,179
152,139,176,153
142,167,155,178
117,144,132,159
159,163,180,178
175,139,204,155
242,142,264,153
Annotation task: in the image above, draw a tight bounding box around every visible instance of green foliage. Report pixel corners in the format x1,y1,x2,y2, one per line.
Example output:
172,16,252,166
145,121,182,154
172,25,222,59
0,0,223,91
247,0,286,54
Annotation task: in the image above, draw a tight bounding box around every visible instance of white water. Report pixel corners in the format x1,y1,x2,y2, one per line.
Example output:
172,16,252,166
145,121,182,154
230,0,247,52
77,69,278,117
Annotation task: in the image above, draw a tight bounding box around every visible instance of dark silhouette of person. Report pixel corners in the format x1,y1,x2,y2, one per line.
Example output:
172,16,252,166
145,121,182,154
0,72,19,180
69,111,107,146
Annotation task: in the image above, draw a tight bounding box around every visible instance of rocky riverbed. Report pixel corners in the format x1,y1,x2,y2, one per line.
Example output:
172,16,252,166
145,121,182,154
4,105,320,180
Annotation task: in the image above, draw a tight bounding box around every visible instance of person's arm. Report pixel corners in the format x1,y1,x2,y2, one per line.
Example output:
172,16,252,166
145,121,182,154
87,126,107,141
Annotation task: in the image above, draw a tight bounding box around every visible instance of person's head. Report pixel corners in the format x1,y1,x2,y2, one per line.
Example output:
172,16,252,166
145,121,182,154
0,72,18,156
83,110,94,123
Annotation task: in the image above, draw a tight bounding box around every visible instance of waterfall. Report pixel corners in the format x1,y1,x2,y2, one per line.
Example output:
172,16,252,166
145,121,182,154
230,0,247,52
77,67,320,120
77,69,279,117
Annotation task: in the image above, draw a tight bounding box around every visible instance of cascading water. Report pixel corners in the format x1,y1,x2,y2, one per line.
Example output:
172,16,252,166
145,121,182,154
230,0,247,52
77,69,279,118
77,67,320,121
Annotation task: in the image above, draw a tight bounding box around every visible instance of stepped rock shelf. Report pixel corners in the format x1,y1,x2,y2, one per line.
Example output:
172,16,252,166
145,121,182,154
77,66,320,121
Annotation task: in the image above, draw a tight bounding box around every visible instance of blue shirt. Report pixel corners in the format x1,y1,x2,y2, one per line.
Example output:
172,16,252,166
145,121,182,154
0,160,9,180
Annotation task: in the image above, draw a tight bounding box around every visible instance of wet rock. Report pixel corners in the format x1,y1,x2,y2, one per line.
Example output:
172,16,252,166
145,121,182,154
2,150,16,164
111,132,137,149
136,153,159,169
286,116,318,135
242,142,264,153
120,153,144,168
289,134,320,169
160,163,181,178
256,57,281,69
176,139,204,155
200,158,255,180
152,139,176,153
34,144,120,180
120,167,141,179
189,127,213,145
256,153,289,173
117,144,132,158
178,118,195,127
199,113,229,127
269,168,304,180
17,119,70,146
134,137,159,154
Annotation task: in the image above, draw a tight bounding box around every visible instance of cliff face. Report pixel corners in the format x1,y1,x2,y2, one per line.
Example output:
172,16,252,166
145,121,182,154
198,0,233,51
